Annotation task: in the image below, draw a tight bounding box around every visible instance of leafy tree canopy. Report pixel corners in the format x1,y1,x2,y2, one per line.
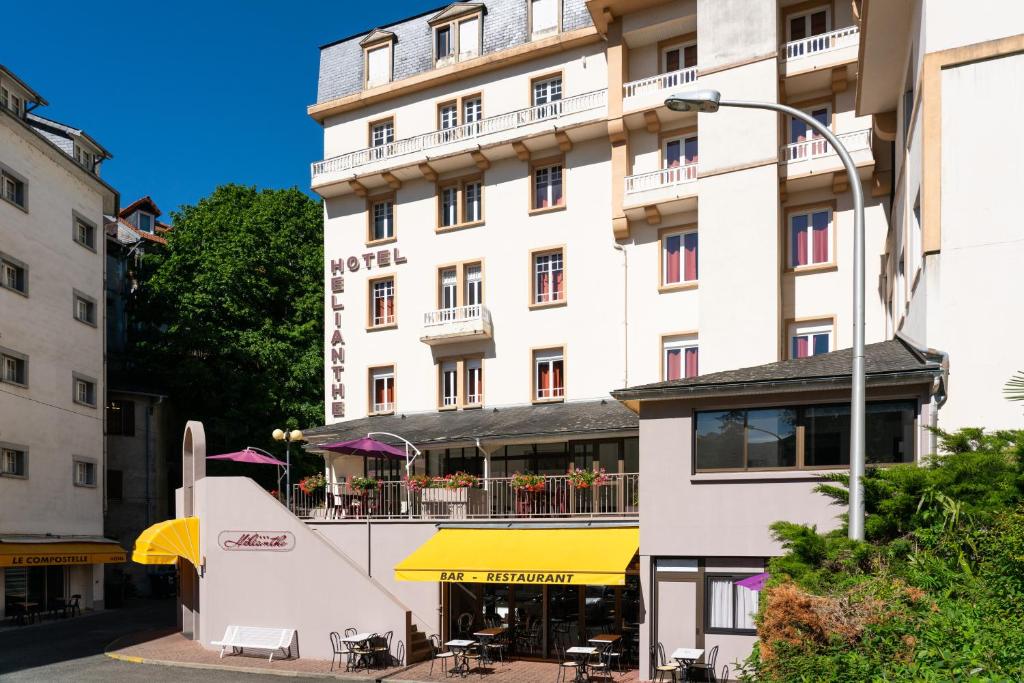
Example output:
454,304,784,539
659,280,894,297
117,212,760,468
133,185,323,475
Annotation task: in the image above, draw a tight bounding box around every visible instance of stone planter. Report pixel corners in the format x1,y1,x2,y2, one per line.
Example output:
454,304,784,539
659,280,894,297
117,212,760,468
420,487,483,519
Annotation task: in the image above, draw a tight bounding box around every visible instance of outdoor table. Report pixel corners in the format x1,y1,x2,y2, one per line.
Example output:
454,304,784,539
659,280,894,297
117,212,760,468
671,647,705,683
588,633,620,645
11,601,38,625
342,633,374,669
473,627,505,665
566,646,597,682
445,639,477,676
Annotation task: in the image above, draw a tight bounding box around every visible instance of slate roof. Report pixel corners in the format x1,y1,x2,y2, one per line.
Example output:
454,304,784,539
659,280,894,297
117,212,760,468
302,399,638,451
25,112,112,158
612,337,942,402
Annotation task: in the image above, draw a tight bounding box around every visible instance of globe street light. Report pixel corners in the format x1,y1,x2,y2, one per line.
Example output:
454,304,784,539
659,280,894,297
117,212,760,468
665,89,867,542
272,428,305,510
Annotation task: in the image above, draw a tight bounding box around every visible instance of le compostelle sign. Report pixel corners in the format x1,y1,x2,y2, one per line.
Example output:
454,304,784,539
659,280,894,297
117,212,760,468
217,531,296,552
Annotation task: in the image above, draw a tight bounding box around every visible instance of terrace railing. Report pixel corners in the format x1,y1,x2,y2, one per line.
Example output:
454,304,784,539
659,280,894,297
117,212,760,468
781,128,871,163
624,162,698,194
311,89,608,179
623,66,698,99
289,472,639,521
783,25,859,60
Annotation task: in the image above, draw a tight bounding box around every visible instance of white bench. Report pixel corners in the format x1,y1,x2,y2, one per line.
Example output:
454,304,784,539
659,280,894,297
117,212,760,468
211,625,296,661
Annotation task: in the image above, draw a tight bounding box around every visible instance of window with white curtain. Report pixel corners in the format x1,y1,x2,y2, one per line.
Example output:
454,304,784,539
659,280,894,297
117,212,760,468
465,358,483,405
706,575,759,634
440,361,458,407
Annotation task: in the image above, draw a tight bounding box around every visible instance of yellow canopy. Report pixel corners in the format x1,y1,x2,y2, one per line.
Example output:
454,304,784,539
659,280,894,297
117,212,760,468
132,517,200,567
0,541,126,568
395,527,638,586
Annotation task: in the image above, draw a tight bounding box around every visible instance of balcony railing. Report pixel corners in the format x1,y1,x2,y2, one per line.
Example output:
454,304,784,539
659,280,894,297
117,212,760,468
781,128,871,163
289,472,639,521
623,66,698,100
311,89,608,180
783,25,859,60
624,163,698,194
421,304,493,344
424,304,486,327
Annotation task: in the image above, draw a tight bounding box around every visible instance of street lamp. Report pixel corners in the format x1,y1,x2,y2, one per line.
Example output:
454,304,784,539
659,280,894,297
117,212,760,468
272,428,305,510
665,89,867,541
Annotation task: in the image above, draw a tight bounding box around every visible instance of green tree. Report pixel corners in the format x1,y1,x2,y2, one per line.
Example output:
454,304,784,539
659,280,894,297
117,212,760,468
134,185,323,477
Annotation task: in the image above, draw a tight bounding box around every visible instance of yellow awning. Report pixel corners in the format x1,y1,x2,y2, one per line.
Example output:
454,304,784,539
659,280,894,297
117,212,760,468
395,527,638,586
0,541,126,568
132,517,200,567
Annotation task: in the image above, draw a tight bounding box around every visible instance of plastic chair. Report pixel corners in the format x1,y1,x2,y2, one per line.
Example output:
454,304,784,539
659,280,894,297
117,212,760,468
429,634,454,677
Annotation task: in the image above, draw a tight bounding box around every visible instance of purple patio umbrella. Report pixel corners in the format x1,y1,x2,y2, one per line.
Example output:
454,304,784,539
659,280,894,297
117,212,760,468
208,448,287,466
735,572,770,591
317,437,407,458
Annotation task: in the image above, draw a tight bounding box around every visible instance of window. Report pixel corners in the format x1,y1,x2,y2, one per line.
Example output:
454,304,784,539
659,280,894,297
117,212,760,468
368,194,395,243
108,469,123,501
1,447,27,478
661,229,698,286
1,351,27,386
532,162,564,210
370,277,395,327
694,400,916,471
465,358,483,405
0,86,8,112
431,11,481,66
74,292,97,326
706,575,759,634
664,135,698,173
440,361,458,407
435,25,453,64
74,375,97,407
534,348,565,401
106,400,136,436
663,336,699,381
530,0,559,39
366,44,391,86
787,6,830,42
439,267,458,315
437,176,483,230
789,208,832,268
532,76,563,107
789,105,831,160
663,42,697,73
1,255,27,295
2,170,26,209
73,458,97,487
463,97,482,123
465,264,482,306
370,366,395,414
439,102,458,130
532,249,565,305
370,119,395,148
789,320,832,359
74,144,94,171
74,217,96,249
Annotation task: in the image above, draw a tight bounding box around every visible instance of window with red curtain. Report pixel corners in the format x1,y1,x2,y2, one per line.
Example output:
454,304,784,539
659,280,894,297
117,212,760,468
533,164,564,209
790,210,830,267
664,344,699,380
534,252,564,303
372,370,395,412
535,352,564,399
372,279,394,326
665,140,682,169
791,331,830,359
663,231,697,285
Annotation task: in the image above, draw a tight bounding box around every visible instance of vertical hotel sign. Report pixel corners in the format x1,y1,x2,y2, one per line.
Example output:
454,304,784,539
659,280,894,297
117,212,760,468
329,247,408,418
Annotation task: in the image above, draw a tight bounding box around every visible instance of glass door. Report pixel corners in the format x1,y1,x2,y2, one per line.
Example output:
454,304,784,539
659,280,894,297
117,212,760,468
440,268,458,321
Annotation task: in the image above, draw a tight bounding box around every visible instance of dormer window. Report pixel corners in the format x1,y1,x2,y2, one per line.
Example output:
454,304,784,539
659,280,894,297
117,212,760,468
429,4,482,67
530,0,559,40
1,87,23,117
360,29,396,89
131,211,155,234
74,144,94,171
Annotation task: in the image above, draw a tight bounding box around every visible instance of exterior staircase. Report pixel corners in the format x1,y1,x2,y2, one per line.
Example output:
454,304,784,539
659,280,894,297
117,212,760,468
408,623,431,663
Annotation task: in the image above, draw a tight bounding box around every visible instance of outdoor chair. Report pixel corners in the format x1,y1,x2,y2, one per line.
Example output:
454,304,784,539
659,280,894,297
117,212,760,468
350,634,375,671
485,629,508,665
652,643,681,682
428,634,454,677
586,646,611,680
393,640,405,667
686,644,719,682
329,631,353,672
344,627,357,637
555,645,582,683
68,594,82,617
601,638,623,673
456,612,474,637
720,665,729,682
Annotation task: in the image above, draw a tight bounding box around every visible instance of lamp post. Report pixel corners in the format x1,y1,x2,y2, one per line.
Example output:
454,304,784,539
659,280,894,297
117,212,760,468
665,89,866,541
272,428,305,510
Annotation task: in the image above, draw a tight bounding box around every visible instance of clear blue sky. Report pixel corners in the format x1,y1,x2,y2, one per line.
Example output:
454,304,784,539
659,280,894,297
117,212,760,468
4,0,439,219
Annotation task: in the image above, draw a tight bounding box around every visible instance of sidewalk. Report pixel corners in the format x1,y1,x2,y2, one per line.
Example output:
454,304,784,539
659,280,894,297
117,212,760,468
106,630,408,680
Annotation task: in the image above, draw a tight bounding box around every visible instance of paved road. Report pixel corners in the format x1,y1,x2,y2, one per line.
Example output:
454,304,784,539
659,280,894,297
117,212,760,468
0,600,324,681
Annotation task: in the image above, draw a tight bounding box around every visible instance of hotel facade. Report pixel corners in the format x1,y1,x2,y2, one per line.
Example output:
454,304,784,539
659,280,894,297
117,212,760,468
150,1,1022,679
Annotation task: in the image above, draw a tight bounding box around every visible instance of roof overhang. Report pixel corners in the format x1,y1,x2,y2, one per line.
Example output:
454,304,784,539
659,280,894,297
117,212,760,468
855,0,914,116
0,64,48,106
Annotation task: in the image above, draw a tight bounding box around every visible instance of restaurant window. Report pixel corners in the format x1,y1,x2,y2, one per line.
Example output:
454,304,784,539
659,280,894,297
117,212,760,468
74,217,96,249
108,469,124,501
705,575,759,635
787,6,830,42
532,249,564,306
663,41,697,73
534,348,564,402
661,228,698,287
369,277,395,327
365,44,392,87
370,366,395,414
694,400,916,471
438,176,484,230
530,0,559,40
663,335,698,381
1,169,26,209
73,458,97,487
1,350,27,387
788,208,831,268
1,446,27,478
74,375,97,407
465,358,483,406
106,400,136,436
531,162,564,211
789,320,832,359
440,361,459,408
74,292,97,326
1,255,27,295
369,195,395,242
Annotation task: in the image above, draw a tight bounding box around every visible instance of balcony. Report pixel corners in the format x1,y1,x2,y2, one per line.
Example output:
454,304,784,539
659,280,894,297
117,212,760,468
622,66,698,114
311,90,608,193
623,163,698,219
780,26,859,77
289,473,639,521
780,129,873,188
420,304,493,345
